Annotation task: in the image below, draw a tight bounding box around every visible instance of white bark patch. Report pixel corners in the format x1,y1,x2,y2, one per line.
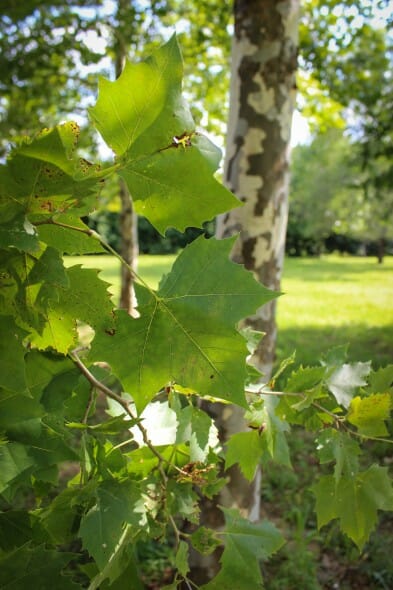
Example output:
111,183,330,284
278,93,296,142
248,74,276,116
278,0,300,43
243,127,266,160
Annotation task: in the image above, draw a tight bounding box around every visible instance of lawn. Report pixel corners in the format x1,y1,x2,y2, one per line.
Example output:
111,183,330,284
65,253,393,368
276,254,393,368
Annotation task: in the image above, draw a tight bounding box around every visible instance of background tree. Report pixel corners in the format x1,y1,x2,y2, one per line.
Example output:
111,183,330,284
300,1,393,261
287,128,358,256
0,0,104,156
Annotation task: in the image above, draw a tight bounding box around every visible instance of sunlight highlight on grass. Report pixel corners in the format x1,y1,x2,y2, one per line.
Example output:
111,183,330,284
276,255,393,367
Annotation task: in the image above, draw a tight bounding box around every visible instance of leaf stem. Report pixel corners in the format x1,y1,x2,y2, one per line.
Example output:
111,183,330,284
247,387,392,444
70,349,191,472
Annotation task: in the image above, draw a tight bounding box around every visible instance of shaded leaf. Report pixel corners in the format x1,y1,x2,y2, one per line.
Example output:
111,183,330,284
225,430,265,481
175,540,190,578
0,543,78,590
312,465,393,550
202,508,284,589
0,214,39,253
0,316,28,394
190,527,221,556
79,480,146,571
316,429,360,480
0,443,34,494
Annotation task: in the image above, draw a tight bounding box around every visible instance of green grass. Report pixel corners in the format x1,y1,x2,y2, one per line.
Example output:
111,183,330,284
276,254,393,368
65,253,393,368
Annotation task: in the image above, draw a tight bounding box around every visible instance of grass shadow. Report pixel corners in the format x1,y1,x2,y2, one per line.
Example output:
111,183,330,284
276,323,393,369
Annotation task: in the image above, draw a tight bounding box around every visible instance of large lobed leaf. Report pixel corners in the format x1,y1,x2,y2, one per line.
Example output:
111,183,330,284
202,508,284,590
79,480,146,573
90,35,240,234
89,236,277,412
312,465,393,550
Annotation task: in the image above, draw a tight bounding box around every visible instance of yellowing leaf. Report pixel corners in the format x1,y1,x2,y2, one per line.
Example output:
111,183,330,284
348,393,391,437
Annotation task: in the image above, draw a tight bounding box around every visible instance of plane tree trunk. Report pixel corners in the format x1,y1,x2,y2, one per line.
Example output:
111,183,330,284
190,1,299,584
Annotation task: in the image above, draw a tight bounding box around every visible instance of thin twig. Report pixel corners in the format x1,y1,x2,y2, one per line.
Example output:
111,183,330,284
82,387,96,424
247,387,393,444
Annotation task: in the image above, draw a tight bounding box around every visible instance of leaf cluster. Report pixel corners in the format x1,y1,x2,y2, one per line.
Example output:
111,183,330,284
0,37,392,589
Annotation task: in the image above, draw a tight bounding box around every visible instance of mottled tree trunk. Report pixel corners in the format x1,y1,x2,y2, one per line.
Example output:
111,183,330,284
114,0,139,313
190,1,299,584
218,0,299,376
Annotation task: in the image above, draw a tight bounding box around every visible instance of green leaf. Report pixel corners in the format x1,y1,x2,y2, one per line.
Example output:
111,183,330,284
166,480,200,523
0,511,34,551
37,216,105,254
246,396,291,466
0,213,39,253
40,487,84,544
0,123,107,222
0,443,34,494
316,429,360,480
98,546,145,590
25,350,75,401
61,265,114,332
79,479,147,571
0,316,28,394
176,405,218,462
29,264,114,353
175,540,190,578
0,393,43,441
0,544,78,590
366,365,393,395
202,508,284,589
312,465,393,550
326,361,371,408
347,393,391,437
286,365,326,393
121,138,240,234
225,430,265,481
0,244,69,335
90,36,239,234
190,527,221,556
89,35,193,157
90,236,277,412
